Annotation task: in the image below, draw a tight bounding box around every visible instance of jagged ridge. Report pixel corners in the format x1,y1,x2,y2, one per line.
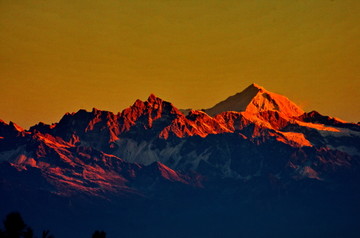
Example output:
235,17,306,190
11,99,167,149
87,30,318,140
1,83,359,185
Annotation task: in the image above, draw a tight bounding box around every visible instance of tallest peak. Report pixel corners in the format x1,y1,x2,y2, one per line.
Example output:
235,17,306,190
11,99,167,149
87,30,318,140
205,83,304,117
248,83,265,91
251,83,262,88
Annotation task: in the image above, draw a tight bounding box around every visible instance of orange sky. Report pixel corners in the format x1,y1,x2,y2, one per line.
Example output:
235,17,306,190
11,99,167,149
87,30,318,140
1,0,359,128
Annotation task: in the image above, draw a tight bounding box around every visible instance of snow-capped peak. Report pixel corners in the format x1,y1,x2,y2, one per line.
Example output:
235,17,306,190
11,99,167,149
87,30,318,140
205,83,304,118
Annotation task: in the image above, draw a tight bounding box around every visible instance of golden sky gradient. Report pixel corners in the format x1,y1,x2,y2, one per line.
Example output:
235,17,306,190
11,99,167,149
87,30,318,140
1,0,359,128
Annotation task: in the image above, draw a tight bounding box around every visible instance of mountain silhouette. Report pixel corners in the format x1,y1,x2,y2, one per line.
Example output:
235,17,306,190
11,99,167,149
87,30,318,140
0,84,359,238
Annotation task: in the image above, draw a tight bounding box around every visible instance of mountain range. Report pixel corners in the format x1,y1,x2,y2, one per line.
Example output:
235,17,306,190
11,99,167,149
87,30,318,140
1,83,359,238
